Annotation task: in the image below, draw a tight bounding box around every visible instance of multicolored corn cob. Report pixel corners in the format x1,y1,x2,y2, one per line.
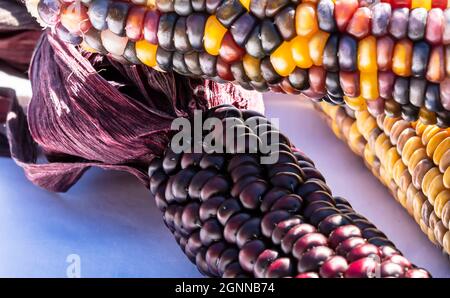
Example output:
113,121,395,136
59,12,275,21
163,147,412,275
318,102,450,255
27,0,450,126
147,104,430,277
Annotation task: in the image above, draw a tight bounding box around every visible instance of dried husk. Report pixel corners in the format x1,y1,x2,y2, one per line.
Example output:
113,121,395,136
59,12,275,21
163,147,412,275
1,31,263,192
0,0,41,75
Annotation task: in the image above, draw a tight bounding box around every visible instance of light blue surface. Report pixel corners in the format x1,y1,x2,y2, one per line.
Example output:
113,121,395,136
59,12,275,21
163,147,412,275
0,159,202,278
0,94,449,277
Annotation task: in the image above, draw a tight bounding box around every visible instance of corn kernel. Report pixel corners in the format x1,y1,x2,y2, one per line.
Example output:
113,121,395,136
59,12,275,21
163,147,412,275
392,39,413,77
271,41,296,76
243,54,263,81
136,39,158,67
344,96,367,111
427,175,445,205
204,15,227,56
239,0,251,10
358,36,377,73
308,31,329,66
411,0,432,10
433,137,450,165
435,190,450,218
295,3,319,38
422,167,441,197
360,71,379,100
291,36,313,69
426,131,449,157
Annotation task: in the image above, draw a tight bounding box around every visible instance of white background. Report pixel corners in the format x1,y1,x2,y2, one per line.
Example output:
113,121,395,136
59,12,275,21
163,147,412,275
0,72,449,277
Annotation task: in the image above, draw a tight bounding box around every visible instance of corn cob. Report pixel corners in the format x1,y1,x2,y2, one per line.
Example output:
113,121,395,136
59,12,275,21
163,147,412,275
147,104,430,277
318,102,450,255
28,0,450,126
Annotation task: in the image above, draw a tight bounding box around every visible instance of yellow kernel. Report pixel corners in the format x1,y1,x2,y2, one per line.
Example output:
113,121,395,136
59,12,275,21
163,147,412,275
422,167,441,197
360,71,379,100
428,175,445,205
392,39,413,77
239,0,251,10
291,36,313,68
271,41,296,76
135,40,158,67
433,137,450,165
243,54,263,81
204,15,227,56
434,190,450,218
426,131,449,157
308,30,329,66
358,36,377,73
344,96,367,111
411,0,432,10
295,3,319,38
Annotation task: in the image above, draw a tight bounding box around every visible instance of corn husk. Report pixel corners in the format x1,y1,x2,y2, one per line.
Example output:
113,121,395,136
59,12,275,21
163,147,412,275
1,31,263,192
0,0,41,75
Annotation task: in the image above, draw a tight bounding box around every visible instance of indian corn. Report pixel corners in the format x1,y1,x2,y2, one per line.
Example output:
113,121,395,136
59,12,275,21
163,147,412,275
27,0,450,126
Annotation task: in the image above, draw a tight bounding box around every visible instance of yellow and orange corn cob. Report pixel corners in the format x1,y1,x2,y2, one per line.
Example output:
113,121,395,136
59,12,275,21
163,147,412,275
318,102,450,255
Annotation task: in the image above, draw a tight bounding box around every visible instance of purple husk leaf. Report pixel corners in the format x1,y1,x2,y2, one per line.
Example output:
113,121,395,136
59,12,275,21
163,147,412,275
0,0,42,76
0,31,263,192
